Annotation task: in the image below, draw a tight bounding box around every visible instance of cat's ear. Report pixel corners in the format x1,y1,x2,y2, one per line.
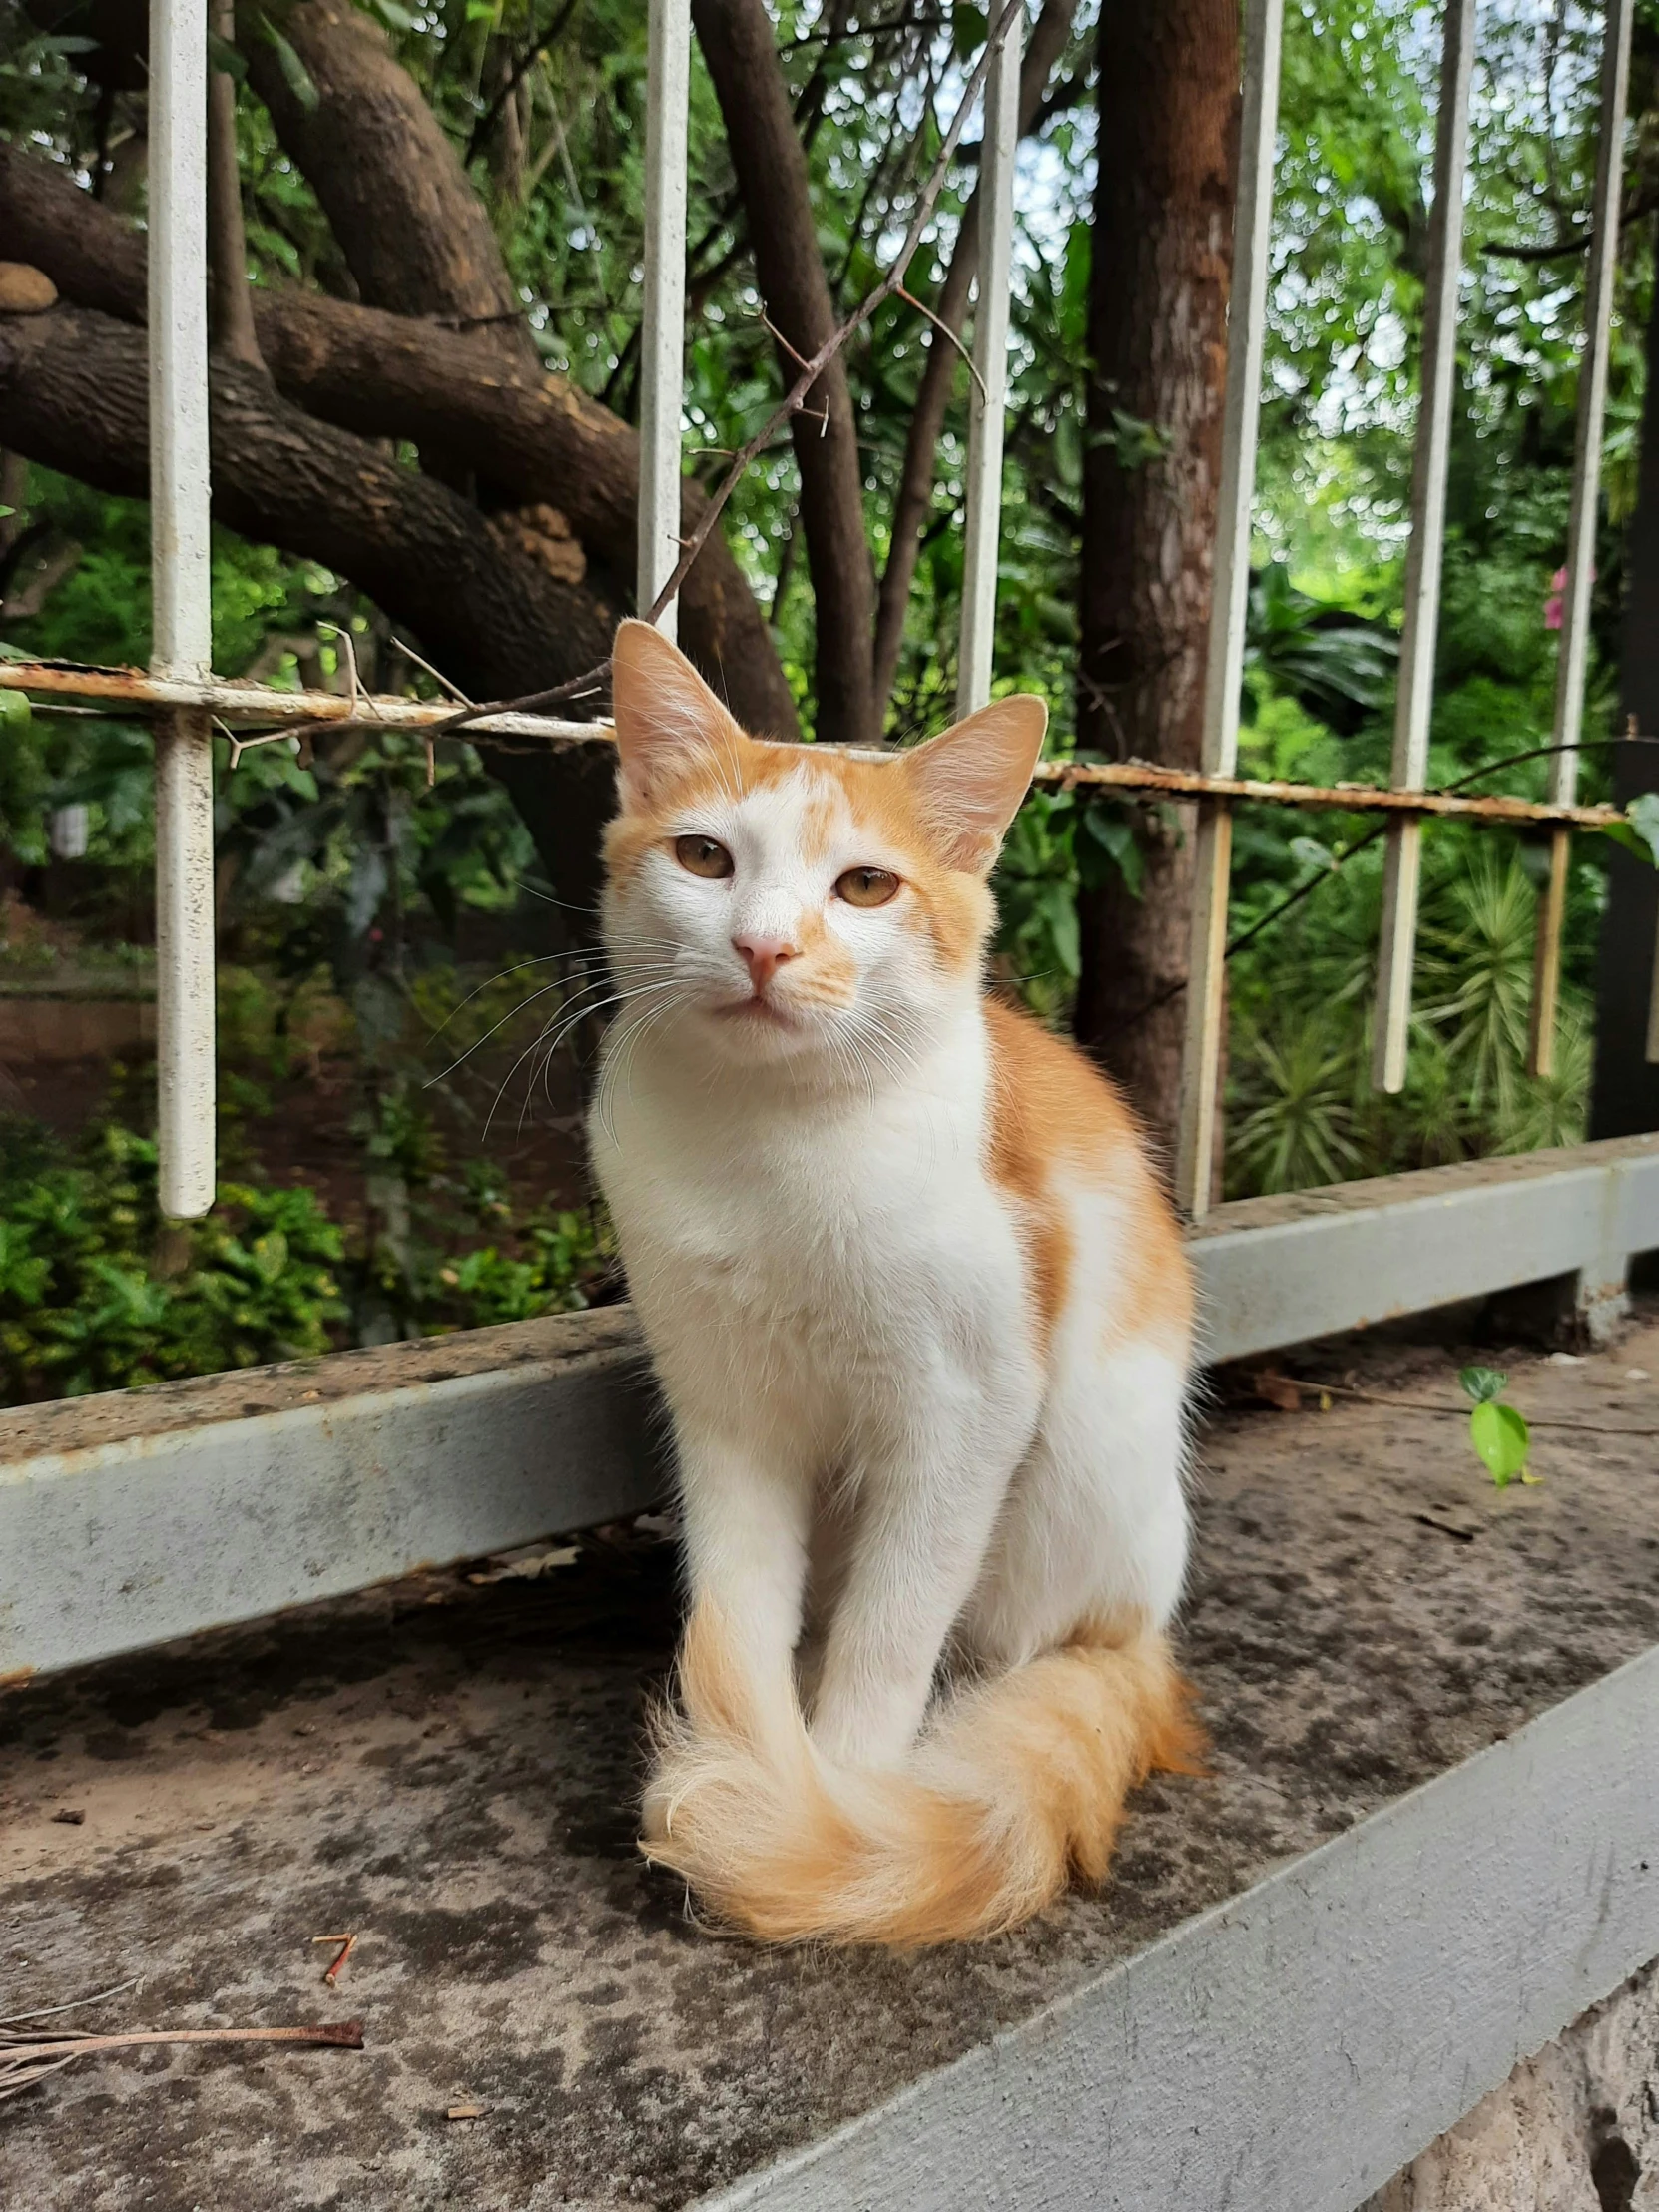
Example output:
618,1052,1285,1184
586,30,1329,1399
900,695,1048,872
610,619,742,807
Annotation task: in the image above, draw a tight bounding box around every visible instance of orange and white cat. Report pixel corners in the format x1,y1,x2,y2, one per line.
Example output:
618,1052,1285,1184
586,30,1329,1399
590,619,1200,1946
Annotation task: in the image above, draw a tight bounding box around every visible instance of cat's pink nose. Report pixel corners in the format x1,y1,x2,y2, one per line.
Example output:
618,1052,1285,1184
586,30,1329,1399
732,934,797,991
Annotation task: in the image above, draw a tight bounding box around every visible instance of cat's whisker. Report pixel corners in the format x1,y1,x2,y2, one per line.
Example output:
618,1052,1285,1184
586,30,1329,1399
485,979,678,1139
432,962,682,1091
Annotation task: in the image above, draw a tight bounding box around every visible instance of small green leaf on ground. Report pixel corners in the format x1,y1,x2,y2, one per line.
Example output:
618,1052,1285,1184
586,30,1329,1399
1469,1400,1531,1487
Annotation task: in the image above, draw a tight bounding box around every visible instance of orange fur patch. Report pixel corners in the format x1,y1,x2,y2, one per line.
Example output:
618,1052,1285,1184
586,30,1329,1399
983,997,1193,1359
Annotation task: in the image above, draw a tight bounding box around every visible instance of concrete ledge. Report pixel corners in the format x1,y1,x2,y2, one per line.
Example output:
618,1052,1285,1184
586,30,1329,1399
5,1135,1659,1679
1189,1130,1659,1359
709,1647,1659,2212
0,1310,664,1678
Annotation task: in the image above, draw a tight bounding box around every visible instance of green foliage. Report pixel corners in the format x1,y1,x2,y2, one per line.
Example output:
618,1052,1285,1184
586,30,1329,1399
3,0,1649,1271
0,1119,346,1400
1458,1365,1535,1488
423,1208,613,1328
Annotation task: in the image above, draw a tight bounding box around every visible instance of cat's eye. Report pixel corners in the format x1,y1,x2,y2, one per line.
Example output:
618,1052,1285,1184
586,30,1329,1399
675,834,734,879
835,866,901,909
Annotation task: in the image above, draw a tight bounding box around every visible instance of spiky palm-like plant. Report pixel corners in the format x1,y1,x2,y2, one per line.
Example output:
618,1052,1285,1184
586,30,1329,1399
1228,1013,1364,1195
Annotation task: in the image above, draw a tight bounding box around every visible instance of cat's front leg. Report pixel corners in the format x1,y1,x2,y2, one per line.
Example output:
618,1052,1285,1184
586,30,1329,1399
809,1404,1029,1771
673,1421,813,1749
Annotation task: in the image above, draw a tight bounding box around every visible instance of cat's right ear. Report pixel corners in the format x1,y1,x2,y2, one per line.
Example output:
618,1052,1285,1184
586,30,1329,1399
610,619,741,808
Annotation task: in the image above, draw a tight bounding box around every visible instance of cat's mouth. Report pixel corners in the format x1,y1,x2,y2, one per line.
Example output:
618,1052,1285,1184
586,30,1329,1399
715,994,798,1030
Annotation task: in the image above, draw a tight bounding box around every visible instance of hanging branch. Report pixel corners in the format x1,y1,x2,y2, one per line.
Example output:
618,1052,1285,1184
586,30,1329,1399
464,0,584,166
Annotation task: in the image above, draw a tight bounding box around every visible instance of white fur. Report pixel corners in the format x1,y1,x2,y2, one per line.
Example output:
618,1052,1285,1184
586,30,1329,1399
590,761,1191,1775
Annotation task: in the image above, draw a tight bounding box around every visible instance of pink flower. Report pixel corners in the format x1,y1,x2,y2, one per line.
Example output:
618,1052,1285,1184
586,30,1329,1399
1544,564,1594,631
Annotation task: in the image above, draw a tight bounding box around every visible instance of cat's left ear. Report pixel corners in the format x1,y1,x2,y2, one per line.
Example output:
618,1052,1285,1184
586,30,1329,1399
900,694,1048,873
610,618,743,807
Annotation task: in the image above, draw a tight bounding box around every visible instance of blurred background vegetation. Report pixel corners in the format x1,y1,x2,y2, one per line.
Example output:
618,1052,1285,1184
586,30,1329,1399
0,0,1653,1395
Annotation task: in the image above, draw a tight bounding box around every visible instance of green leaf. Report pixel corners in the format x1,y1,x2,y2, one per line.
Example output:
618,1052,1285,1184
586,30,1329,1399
261,17,319,110
208,29,248,78
1469,1400,1530,1487
249,1230,287,1284
1600,796,1659,869
951,2,987,60
1458,1364,1507,1404
1628,793,1659,865
1079,806,1144,897
0,688,30,733
373,0,418,24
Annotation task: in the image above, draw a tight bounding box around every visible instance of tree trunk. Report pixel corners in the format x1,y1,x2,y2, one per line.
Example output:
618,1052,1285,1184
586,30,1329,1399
1072,0,1239,1159
1590,216,1659,1139
208,0,266,372
692,0,878,745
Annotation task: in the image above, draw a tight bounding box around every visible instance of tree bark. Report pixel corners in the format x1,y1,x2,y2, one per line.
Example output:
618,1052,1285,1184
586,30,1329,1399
692,0,878,745
240,0,539,374
0,141,799,737
870,0,1080,713
1590,215,1659,1139
1072,0,1238,1159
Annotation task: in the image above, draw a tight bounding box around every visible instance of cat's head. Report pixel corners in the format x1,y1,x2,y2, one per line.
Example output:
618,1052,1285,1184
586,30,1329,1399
600,620,1046,1072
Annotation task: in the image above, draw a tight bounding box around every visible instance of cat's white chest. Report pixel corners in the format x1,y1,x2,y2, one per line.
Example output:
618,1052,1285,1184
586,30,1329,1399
591,1025,1033,1441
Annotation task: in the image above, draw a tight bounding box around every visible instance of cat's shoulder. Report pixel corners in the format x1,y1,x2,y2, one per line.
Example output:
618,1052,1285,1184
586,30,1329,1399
980,993,1146,1160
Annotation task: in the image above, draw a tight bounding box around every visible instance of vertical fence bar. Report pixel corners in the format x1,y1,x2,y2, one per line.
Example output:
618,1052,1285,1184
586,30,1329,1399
638,0,692,639
1174,0,1285,1219
1370,0,1477,1095
955,0,1022,717
150,0,217,1220
1528,0,1634,1078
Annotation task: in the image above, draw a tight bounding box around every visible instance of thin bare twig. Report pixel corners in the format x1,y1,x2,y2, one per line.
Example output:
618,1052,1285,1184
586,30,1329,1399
0,1978,141,2030
1283,1376,1659,1439
391,638,475,710
310,1934,358,1986
894,283,988,404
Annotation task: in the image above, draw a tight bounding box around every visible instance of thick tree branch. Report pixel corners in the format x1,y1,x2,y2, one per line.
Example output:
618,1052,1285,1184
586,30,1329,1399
0,297,626,919
871,0,1080,712
239,0,540,376
0,303,615,692
692,0,879,745
0,141,799,737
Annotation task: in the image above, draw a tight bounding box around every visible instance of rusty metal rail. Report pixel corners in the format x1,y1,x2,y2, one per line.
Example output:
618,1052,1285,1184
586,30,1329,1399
0,660,1626,829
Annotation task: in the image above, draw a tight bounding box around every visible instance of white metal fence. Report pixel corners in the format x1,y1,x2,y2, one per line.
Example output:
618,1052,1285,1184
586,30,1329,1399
0,0,1640,1229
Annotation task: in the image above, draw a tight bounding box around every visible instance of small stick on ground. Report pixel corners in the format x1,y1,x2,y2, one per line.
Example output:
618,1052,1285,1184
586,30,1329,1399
310,1933,357,1986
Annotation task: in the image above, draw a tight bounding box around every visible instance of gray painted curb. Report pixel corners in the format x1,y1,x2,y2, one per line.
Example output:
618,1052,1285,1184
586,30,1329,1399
703,1646,1659,2212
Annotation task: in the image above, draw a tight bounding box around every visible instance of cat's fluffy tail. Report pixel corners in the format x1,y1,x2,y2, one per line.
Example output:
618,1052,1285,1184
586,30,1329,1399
640,1603,1203,1946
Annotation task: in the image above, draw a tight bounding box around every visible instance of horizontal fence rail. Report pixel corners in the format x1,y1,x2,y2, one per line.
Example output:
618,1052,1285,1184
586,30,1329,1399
0,664,1633,830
